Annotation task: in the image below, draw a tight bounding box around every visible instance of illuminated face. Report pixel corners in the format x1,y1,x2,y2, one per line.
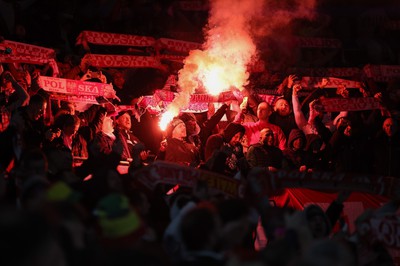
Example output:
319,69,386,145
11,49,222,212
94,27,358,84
116,113,131,131
260,128,274,146
383,118,398,137
172,122,187,140
102,116,114,135
274,98,291,116
257,102,272,120
66,103,75,115
229,132,242,147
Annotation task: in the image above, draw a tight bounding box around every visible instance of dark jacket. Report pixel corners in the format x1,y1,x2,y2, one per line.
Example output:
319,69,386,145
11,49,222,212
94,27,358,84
283,129,307,170
246,143,283,169
165,137,200,167
373,131,400,178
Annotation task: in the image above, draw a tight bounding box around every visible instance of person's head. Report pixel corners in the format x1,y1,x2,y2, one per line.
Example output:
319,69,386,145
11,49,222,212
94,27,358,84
59,101,75,115
28,94,47,121
274,98,291,116
167,118,186,140
382,117,398,137
260,128,274,146
179,112,200,137
180,203,221,252
304,204,331,239
216,198,251,250
257,101,273,121
223,122,245,146
60,114,80,137
1,72,13,91
54,114,81,136
93,193,146,241
112,70,125,89
102,115,114,135
115,111,131,131
288,129,306,151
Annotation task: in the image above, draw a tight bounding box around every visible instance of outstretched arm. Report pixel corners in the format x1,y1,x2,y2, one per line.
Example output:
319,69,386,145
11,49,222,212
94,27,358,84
292,84,307,130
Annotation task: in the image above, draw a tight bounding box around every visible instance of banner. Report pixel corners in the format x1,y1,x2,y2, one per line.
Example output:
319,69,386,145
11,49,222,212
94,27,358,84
301,77,362,89
49,94,99,104
152,89,238,103
0,55,52,65
82,54,165,69
134,161,400,199
1,40,55,58
159,54,187,63
363,64,400,82
76,31,202,57
257,169,399,199
319,97,381,112
133,161,242,197
158,38,202,53
289,67,362,78
76,31,156,47
39,76,115,97
0,40,59,76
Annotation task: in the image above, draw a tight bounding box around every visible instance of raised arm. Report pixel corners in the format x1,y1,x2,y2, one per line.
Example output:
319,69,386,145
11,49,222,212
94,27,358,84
292,84,308,130
4,71,30,112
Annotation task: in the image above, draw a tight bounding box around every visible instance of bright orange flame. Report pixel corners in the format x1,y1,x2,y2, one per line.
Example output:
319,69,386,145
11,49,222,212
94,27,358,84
159,106,180,131
159,111,175,131
201,65,226,96
159,0,269,120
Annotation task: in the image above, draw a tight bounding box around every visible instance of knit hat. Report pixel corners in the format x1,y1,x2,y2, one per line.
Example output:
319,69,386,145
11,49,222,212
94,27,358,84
179,112,196,124
94,193,145,239
179,112,200,135
223,122,245,142
166,118,185,138
46,181,81,203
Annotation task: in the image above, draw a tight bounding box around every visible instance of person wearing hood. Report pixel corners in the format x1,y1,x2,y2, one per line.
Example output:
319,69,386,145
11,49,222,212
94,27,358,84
204,122,246,177
178,112,201,149
246,128,283,171
282,128,308,171
303,133,330,172
328,116,371,174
